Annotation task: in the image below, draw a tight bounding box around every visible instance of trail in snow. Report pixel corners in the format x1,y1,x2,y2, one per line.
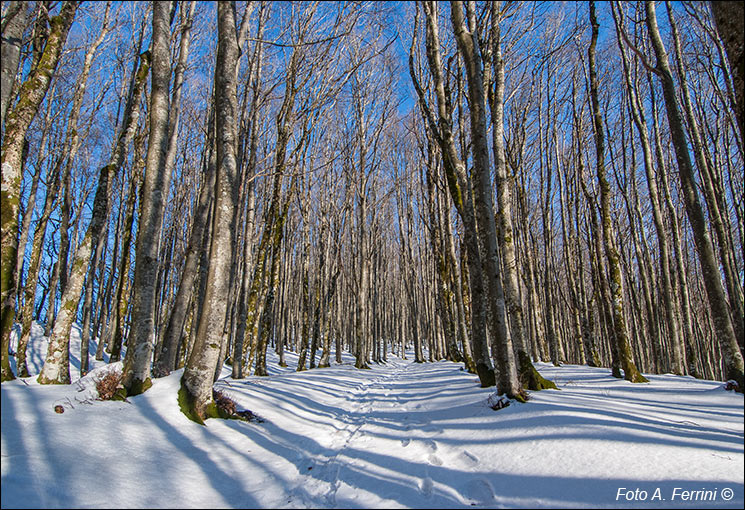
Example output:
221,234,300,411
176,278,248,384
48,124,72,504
1,325,743,509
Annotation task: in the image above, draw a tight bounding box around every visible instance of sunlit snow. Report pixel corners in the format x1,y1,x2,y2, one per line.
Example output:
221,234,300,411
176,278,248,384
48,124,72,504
1,323,743,508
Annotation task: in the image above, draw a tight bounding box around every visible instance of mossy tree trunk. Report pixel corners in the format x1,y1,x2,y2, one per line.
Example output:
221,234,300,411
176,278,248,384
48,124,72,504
239,46,299,376
15,161,62,377
180,0,240,423
411,1,495,387
1,1,78,383
422,139,463,364
255,197,292,377
108,128,146,362
665,2,744,357
644,0,743,391
450,0,524,399
588,1,647,384
487,1,553,392
230,5,265,379
36,48,150,385
442,185,476,372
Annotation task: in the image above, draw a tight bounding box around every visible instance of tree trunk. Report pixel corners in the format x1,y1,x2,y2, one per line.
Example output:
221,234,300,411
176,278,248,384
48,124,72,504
488,1,554,391
644,0,743,391
412,1,495,387
2,1,78,382
710,2,744,141
0,1,28,129
450,0,524,399
589,0,647,384
122,0,174,396
611,3,685,374
180,0,240,423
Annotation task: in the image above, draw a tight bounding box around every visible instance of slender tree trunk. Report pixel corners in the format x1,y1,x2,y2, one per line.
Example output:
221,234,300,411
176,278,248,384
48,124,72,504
38,41,148,386
1,1,78,382
108,148,144,362
644,0,743,391
589,0,647,383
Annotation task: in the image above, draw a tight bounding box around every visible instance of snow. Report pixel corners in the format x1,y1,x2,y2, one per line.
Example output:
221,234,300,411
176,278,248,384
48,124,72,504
1,324,743,508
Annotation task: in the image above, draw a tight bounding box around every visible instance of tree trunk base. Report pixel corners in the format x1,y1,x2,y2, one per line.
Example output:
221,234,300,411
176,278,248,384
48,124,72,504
623,367,649,383
518,351,557,391
505,389,529,403
36,373,69,385
125,376,152,396
476,363,496,387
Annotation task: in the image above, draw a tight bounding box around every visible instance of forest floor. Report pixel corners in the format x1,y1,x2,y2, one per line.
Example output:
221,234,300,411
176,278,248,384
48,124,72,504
1,323,743,508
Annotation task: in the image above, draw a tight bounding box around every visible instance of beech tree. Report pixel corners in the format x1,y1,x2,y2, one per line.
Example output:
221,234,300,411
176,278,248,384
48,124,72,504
2,0,742,399
180,0,240,422
2,1,78,382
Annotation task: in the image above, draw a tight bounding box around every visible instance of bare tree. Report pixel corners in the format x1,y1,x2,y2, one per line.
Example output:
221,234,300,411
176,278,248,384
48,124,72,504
641,0,743,391
588,1,647,384
180,0,240,422
2,1,78,382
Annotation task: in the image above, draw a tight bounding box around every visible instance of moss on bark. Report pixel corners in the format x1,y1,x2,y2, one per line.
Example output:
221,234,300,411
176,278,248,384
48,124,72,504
178,378,206,425
517,351,557,391
125,377,152,397
623,364,649,384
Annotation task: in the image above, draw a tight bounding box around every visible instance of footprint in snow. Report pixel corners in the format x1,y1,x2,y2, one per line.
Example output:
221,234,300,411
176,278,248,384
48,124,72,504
420,476,434,497
428,454,443,466
462,478,496,506
401,438,410,447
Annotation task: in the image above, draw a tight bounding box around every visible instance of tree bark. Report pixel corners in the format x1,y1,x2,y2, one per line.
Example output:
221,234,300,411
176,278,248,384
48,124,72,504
644,0,743,391
488,1,554,391
710,2,744,141
589,1,647,383
180,0,241,422
0,1,28,129
411,1,495,387
122,0,175,396
2,1,78,382
450,0,524,399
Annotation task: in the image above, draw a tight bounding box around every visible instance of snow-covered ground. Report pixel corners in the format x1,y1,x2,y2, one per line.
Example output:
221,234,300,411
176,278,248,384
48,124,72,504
1,324,743,508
